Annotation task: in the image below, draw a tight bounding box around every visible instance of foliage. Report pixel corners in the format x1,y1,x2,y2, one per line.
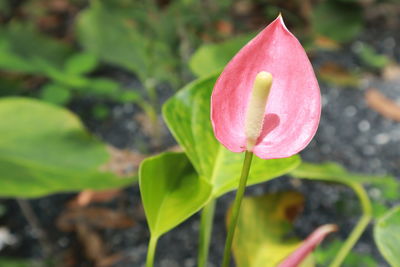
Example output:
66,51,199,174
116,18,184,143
374,206,400,267
354,43,390,69
315,240,378,267
139,152,211,237
163,74,300,197
189,33,254,77
0,97,135,198
311,0,363,43
229,192,314,267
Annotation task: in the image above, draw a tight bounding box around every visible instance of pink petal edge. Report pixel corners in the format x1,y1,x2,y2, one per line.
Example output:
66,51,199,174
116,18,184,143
211,15,321,159
277,224,338,267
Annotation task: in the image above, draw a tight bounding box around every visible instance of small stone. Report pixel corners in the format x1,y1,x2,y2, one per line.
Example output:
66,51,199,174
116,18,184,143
362,145,375,155
374,133,390,145
344,106,357,117
358,120,370,132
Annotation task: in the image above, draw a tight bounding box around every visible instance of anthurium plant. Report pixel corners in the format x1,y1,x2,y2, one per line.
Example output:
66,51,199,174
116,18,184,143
139,15,397,267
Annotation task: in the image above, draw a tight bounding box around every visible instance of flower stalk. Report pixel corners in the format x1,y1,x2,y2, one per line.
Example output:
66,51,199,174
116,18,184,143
222,151,254,267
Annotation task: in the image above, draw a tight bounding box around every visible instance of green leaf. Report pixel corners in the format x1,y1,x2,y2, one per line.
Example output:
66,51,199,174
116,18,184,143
139,152,212,237
189,33,254,77
229,192,314,267
118,90,140,103
355,43,390,69
315,240,378,267
312,1,363,43
374,205,400,267
163,74,300,198
40,83,71,105
87,78,120,97
0,23,72,73
64,53,98,75
76,3,149,81
0,97,136,198
0,258,31,267
290,162,397,192
92,104,110,120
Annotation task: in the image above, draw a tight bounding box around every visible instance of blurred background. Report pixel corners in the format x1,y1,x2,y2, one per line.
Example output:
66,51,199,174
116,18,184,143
0,0,400,266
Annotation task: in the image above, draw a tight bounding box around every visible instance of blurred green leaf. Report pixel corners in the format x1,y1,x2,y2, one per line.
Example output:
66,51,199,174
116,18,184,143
163,74,300,198
0,23,72,73
290,162,398,195
64,53,99,75
312,1,363,43
87,78,120,97
0,258,31,267
374,206,400,267
229,192,314,267
372,202,390,220
315,240,378,267
76,3,149,82
40,83,71,105
76,2,179,86
0,0,11,16
139,152,212,237
92,104,110,120
355,43,390,69
118,91,141,103
189,33,254,77
0,97,136,198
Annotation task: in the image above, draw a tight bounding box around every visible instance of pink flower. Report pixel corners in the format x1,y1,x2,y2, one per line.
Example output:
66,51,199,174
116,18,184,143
211,15,321,159
278,224,337,267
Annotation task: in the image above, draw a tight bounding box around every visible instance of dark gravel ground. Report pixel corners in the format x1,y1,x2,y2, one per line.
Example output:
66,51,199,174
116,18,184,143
1,23,400,267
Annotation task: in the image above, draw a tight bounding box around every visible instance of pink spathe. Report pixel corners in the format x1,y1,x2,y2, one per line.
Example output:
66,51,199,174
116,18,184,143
211,15,321,159
277,224,337,267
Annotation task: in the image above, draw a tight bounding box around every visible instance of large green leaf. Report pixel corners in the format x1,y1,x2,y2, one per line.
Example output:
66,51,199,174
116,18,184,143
139,152,212,237
0,97,136,198
189,33,254,77
163,75,300,198
374,206,400,267
229,192,314,267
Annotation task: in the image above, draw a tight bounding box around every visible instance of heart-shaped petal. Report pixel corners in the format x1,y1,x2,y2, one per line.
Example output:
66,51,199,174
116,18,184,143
211,15,321,159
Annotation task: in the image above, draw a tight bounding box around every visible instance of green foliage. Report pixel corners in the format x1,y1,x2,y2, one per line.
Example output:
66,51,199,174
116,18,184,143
0,258,31,267
229,192,314,267
76,2,150,82
40,83,71,105
290,162,398,193
0,97,136,198
0,23,72,73
64,53,99,75
355,43,390,69
312,1,363,43
189,33,254,77
163,74,300,197
139,152,211,237
315,240,378,267
76,1,178,86
374,206,400,267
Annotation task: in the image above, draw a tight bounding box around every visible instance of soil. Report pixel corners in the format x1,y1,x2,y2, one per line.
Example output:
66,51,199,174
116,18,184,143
1,15,400,267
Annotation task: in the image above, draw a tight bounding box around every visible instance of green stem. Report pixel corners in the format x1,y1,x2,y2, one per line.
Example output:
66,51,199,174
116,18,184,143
146,236,159,267
222,151,254,267
198,199,216,267
329,182,372,267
